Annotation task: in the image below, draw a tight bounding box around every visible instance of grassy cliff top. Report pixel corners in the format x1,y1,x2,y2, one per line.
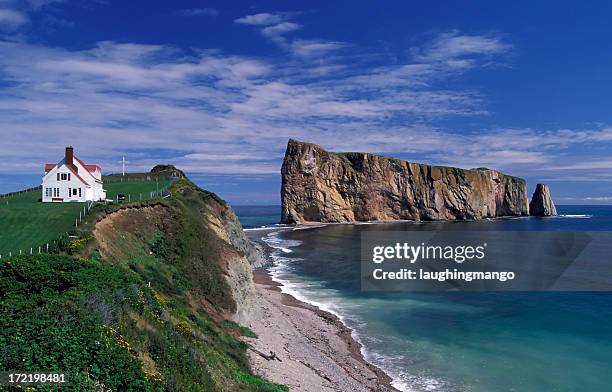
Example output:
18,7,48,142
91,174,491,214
0,176,172,256
0,173,287,391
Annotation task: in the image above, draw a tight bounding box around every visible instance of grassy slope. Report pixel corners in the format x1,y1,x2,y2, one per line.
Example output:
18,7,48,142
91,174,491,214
0,179,171,256
0,177,287,392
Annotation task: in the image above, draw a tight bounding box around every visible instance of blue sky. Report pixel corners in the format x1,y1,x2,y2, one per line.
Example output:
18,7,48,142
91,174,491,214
1,1,612,204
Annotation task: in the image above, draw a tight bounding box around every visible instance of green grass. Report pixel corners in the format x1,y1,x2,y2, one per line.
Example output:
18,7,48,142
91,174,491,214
104,179,172,202
0,180,172,256
0,178,289,391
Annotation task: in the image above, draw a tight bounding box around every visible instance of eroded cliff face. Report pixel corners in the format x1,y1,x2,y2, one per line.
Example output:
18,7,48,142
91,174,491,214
281,139,530,223
529,183,557,216
93,178,262,325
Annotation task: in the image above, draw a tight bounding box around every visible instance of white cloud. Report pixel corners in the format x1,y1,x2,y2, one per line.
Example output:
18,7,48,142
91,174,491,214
179,8,219,17
414,31,511,63
290,39,345,58
236,12,346,59
261,21,301,45
234,12,291,26
261,21,301,37
0,28,609,186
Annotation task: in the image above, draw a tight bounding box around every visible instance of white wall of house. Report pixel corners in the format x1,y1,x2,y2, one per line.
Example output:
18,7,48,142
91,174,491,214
42,164,90,202
41,148,106,203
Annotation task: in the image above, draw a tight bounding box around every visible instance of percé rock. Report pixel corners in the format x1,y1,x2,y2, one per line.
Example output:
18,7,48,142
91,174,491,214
281,139,530,223
529,183,557,216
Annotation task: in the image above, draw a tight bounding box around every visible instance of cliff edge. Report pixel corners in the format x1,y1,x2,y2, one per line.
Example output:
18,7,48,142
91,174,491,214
281,139,529,223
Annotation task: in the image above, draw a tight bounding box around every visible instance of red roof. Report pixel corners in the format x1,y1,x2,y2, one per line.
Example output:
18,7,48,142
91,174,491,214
66,164,90,186
44,154,100,186
45,157,101,174
74,156,101,172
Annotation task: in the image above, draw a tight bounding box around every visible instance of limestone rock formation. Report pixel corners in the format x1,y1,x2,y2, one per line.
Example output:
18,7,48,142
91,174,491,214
281,139,530,223
529,183,557,216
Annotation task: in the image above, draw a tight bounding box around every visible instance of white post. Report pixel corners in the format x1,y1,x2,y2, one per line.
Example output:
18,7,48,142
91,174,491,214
39,246,41,253
8,252,11,257
129,194,131,202
79,211,82,222
46,243,49,252
30,248,32,255
75,218,78,228
19,249,22,255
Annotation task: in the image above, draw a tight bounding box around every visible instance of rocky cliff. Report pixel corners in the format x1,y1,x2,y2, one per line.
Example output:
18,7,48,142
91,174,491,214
529,183,557,216
281,139,530,223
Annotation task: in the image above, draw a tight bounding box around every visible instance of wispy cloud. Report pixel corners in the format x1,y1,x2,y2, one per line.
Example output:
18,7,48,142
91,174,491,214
0,13,610,197
234,12,344,58
557,196,612,203
234,12,292,26
413,31,511,63
26,0,65,11
0,0,67,33
291,39,345,58
179,8,219,17
0,8,28,30
261,21,301,45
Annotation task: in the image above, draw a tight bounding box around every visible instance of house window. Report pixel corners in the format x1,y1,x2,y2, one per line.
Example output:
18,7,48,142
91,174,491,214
45,188,52,197
78,188,82,197
73,188,78,196
53,188,60,197
61,173,68,181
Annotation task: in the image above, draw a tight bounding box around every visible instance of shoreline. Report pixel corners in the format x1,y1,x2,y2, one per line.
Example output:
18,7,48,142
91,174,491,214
246,266,400,391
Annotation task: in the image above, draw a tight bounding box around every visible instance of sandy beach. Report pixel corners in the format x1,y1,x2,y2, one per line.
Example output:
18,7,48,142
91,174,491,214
246,269,399,392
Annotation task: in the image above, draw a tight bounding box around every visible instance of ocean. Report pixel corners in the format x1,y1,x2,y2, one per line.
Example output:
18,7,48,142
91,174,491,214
233,205,612,392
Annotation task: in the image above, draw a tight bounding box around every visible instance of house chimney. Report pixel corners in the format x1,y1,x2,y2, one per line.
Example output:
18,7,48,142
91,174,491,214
65,146,74,165
65,146,77,172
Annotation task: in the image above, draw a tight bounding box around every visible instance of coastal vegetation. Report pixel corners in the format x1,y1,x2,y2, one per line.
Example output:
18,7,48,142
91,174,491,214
0,171,287,391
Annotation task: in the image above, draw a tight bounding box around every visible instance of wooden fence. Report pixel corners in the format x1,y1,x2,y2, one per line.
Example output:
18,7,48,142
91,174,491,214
0,184,173,260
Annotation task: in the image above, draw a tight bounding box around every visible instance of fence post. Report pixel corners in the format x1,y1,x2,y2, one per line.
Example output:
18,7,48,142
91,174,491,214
30,248,32,255
38,246,41,253
46,243,49,252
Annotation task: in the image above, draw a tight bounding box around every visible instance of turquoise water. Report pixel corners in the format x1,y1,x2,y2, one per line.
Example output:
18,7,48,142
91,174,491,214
232,205,281,229
234,206,612,392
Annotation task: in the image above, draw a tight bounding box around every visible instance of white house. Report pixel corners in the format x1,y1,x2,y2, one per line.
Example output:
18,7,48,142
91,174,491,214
42,146,106,203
